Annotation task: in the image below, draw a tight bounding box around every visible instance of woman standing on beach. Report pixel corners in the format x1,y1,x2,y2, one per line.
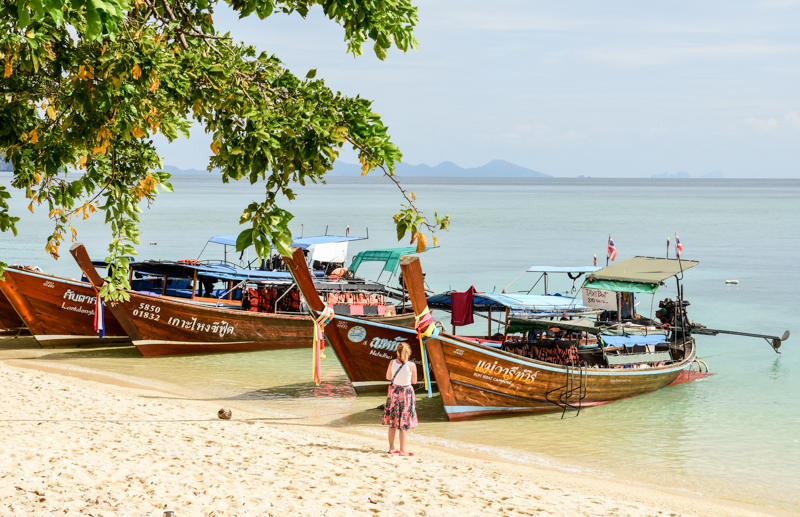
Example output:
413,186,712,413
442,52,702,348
383,342,418,456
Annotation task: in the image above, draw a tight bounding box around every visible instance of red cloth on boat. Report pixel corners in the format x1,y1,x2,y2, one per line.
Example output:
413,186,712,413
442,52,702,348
450,286,477,327
349,304,364,316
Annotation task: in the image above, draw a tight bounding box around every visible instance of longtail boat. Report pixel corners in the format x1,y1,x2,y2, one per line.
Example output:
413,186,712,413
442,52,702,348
0,267,130,346
283,247,432,392
70,243,416,357
293,250,789,421
0,289,30,336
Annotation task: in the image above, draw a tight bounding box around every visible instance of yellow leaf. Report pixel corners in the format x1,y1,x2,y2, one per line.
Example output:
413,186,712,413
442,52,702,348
132,126,144,138
409,232,417,245
208,13,213,24
70,226,77,242
41,100,47,110
211,141,219,155
132,64,142,80
410,192,415,201
149,72,159,92
28,202,34,213
4,61,12,78
78,155,87,169
46,105,56,120
360,161,369,176
416,233,427,254
34,172,41,183
29,129,39,144
433,235,439,246
26,30,34,38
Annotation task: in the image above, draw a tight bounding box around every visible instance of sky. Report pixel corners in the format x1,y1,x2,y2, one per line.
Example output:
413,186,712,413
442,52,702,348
154,0,800,178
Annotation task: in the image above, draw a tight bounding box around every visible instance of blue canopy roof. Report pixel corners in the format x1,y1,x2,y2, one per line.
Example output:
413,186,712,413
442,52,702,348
189,264,325,282
427,291,591,314
206,234,365,249
599,334,668,347
526,266,601,273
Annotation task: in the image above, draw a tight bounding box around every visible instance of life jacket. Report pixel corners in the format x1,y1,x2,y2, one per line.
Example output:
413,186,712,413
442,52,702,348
278,288,300,312
244,288,276,312
178,259,201,265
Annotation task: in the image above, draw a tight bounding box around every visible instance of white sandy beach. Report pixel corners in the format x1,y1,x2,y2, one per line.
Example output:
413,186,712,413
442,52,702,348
0,356,795,517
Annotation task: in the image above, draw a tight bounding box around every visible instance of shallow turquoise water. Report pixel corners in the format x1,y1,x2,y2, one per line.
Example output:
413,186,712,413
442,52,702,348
1,173,798,508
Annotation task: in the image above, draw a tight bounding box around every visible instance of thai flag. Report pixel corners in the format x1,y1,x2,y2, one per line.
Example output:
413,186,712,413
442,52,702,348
675,234,683,258
607,236,617,262
94,295,105,338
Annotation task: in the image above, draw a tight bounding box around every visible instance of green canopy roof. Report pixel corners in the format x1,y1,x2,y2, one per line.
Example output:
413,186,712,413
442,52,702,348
586,256,698,285
348,247,432,275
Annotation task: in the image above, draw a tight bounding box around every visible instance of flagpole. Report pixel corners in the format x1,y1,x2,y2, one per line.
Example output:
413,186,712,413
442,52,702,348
666,237,670,259
606,235,610,266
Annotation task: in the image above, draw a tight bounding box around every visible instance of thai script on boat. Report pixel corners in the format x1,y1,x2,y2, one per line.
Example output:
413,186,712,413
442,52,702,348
369,336,407,352
474,360,538,384
43,280,55,289
166,316,235,337
63,289,96,305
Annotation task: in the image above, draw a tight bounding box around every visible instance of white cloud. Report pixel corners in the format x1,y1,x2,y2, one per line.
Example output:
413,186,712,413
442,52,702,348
746,117,779,131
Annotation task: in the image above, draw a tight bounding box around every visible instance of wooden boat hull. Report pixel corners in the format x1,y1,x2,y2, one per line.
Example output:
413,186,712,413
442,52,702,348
112,292,416,357
425,334,694,421
281,247,431,392
322,313,428,393
396,254,700,421
0,289,30,335
0,268,130,347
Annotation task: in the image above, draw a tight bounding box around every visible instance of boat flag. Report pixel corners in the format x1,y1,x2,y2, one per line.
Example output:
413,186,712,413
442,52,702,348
93,294,105,338
312,305,334,385
675,233,683,258
607,236,617,262
414,306,439,398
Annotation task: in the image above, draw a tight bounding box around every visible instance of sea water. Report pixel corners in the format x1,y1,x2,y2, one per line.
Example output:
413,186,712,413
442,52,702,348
1,173,798,509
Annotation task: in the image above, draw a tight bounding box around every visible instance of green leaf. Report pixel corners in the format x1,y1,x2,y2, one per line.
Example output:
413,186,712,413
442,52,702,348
17,1,31,27
235,229,253,252
306,69,317,79
85,6,102,41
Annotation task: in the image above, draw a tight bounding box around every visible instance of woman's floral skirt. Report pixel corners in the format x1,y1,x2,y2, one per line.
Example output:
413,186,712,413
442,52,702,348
382,384,418,430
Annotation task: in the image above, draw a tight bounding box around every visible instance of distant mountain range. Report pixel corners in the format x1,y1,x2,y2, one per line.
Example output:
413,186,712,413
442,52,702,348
330,159,551,178
159,163,726,179
651,170,724,179
160,159,551,178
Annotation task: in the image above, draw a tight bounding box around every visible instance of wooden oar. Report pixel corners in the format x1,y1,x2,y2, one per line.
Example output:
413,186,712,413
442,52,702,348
691,326,789,354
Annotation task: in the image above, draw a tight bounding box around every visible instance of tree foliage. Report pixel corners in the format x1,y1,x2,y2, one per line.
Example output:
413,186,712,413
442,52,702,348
0,0,449,297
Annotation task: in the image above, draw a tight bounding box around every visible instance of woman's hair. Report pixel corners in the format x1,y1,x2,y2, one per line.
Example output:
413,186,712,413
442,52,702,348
396,342,412,362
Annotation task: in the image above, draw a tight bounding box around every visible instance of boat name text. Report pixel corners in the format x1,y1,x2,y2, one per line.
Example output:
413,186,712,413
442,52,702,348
166,316,235,337
474,360,538,384
63,289,96,305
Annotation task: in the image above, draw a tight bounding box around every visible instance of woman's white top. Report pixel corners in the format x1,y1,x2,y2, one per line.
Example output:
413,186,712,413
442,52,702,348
391,359,413,386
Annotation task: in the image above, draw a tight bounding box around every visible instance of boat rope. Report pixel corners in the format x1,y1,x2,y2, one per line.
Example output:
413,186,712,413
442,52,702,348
312,305,334,385
414,306,440,398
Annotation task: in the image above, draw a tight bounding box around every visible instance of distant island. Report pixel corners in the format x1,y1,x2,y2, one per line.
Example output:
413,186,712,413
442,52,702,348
329,159,551,178
651,170,724,179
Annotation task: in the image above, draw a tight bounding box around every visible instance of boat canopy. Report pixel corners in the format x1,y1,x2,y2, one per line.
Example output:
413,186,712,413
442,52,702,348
198,234,366,264
427,291,593,315
526,266,600,273
348,246,433,276
205,234,365,248
583,256,699,293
